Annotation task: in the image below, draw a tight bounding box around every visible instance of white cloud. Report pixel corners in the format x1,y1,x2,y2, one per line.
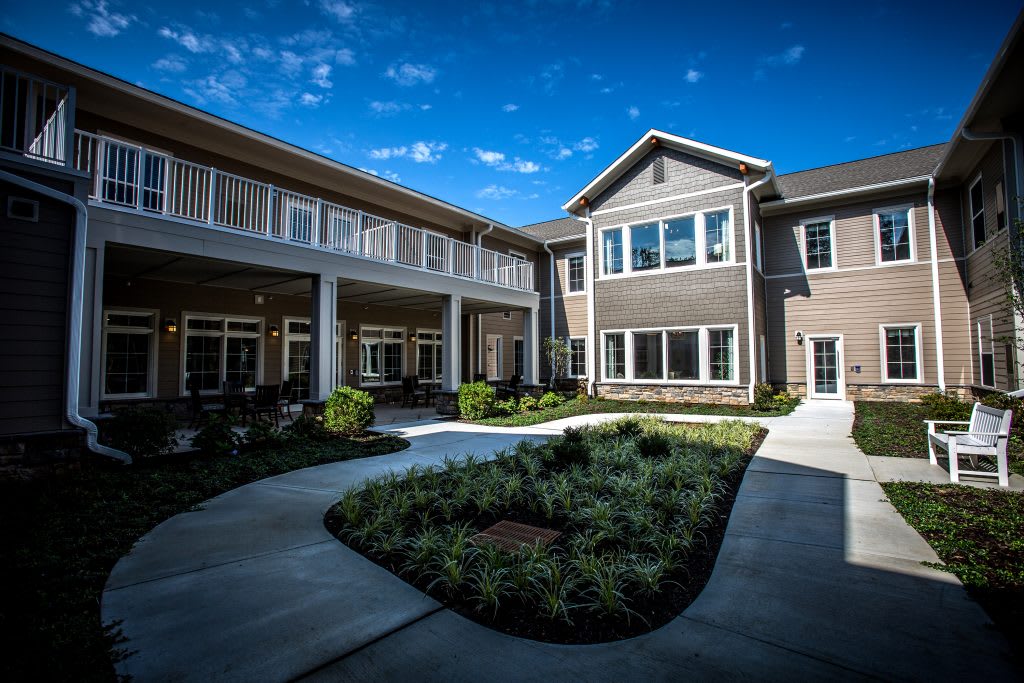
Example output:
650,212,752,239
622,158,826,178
369,146,407,160
152,54,187,73
311,63,333,88
474,148,506,166
573,137,599,153
299,92,323,107
320,0,356,22
158,26,214,54
684,69,703,83
188,70,247,106
761,45,805,67
474,148,540,173
627,105,640,120
72,1,135,38
223,42,244,64
335,48,356,66
476,185,517,200
590,73,603,81
384,62,437,86
369,141,446,163
502,103,519,112
538,62,564,93
843,135,856,142
279,51,304,76
420,104,432,110
360,168,401,182
509,159,540,173
555,148,572,160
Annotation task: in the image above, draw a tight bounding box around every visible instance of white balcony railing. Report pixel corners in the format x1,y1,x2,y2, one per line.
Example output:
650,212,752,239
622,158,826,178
1,66,75,167
72,131,534,292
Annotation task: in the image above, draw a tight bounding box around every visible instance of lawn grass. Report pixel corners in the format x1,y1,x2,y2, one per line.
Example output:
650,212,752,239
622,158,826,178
882,481,1024,658
467,396,796,427
851,401,931,458
326,417,764,643
0,430,408,683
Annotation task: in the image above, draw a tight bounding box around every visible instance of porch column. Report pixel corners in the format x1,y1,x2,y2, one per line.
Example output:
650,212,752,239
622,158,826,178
441,294,462,391
309,273,337,401
522,306,540,386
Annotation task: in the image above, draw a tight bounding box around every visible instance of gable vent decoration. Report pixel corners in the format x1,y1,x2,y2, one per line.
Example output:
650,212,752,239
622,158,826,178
652,156,666,185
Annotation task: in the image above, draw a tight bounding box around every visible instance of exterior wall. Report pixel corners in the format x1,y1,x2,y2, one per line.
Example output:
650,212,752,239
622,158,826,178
538,240,588,339
478,311,524,381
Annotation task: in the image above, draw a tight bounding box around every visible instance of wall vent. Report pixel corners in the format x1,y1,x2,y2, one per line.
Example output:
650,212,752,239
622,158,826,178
652,156,665,185
7,196,40,222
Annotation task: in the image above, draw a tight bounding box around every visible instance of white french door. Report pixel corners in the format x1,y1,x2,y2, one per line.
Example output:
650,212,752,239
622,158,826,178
807,335,845,400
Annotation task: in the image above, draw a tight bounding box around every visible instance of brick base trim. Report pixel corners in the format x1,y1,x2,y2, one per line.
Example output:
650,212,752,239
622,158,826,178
595,383,749,406
782,383,975,402
0,430,84,480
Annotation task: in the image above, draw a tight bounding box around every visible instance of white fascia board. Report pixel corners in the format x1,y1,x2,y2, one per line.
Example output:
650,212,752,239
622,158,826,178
561,128,773,211
760,176,930,213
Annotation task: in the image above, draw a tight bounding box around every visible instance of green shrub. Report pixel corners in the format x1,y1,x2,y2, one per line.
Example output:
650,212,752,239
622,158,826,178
101,407,178,458
752,383,775,412
920,391,972,421
323,386,375,434
539,392,565,409
493,398,519,416
772,392,795,411
550,426,590,466
283,414,328,441
191,414,241,456
458,382,496,419
518,395,539,412
244,420,287,449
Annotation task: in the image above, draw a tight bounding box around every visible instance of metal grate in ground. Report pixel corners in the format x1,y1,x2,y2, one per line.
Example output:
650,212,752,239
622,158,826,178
470,520,561,552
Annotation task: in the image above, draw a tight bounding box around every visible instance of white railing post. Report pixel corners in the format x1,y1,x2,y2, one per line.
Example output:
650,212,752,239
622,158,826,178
315,198,323,246
421,230,429,269
93,137,105,200
63,87,76,171
136,149,146,212
208,168,217,225
266,185,275,236
357,211,364,254
161,155,170,214
392,223,399,262
449,238,456,275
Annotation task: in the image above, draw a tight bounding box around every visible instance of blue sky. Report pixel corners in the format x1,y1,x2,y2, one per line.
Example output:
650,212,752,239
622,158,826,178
3,1,1021,226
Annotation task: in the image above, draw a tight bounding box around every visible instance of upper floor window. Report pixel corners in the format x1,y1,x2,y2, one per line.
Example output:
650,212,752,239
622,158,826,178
969,176,985,250
567,253,585,293
875,206,913,264
802,218,835,271
599,207,733,277
754,222,763,272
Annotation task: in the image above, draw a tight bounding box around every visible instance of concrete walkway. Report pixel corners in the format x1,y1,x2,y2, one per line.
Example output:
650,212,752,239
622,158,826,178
102,401,1016,681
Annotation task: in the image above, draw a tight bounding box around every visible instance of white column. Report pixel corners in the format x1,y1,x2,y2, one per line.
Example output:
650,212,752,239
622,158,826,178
523,306,540,386
309,273,336,401
441,294,462,391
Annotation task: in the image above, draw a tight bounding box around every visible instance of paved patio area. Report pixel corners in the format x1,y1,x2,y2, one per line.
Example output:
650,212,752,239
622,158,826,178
102,401,1016,681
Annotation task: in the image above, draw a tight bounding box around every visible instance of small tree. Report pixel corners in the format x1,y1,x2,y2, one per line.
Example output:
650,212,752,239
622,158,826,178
993,200,1024,379
543,336,571,388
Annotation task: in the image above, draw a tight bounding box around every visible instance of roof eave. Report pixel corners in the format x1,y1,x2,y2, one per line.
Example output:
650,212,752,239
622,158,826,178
760,175,931,214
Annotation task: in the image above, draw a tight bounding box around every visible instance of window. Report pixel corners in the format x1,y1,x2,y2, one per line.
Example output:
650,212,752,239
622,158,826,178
969,176,985,249
361,326,404,385
630,222,661,271
569,338,586,377
514,338,524,378
802,218,834,271
881,325,920,383
978,317,995,387
995,179,1006,231
604,333,626,380
708,328,735,381
184,313,262,392
288,204,314,243
667,330,699,380
704,210,731,263
652,156,665,185
567,254,585,293
664,216,696,267
754,222,763,272
632,332,663,379
284,318,311,399
102,310,156,397
876,207,913,263
416,330,443,382
602,228,624,275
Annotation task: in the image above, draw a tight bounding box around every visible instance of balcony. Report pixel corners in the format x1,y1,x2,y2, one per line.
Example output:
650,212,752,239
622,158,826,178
0,66,75,168
70,131,535,292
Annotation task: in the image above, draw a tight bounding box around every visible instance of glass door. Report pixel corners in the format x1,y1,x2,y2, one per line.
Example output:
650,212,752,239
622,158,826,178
809,337,843,399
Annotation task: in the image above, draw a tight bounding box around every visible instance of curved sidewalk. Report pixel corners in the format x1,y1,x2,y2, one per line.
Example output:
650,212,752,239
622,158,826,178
102,402,1016,681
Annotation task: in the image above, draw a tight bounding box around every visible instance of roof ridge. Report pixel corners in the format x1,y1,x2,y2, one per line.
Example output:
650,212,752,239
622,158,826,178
778,142,947,178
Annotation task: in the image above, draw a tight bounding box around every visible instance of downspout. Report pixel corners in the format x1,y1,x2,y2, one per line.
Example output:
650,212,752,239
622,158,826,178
543,239,556,382
0,169,131,464
476,224,493,378
927,177,946,391
962,128,1024,389
742,169,774,403
569,211,595,396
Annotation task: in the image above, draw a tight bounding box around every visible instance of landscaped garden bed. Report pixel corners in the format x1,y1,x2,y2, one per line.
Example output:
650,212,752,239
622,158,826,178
0,418,407,683
882,481,1024,661
325,417,765,643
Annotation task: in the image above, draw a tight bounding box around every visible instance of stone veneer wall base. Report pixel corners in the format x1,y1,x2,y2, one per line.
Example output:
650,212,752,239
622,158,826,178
780,383,976,402
595,383,749,406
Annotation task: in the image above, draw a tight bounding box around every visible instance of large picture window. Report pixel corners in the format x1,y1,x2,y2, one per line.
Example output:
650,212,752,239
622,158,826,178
664,216,696,267
183,313,262,393
632,332,663,379
630,222,661,271
361,326,404,385
599,207,733,278
102,310,156,397
667,330,699,380
602,326,738,384
875,206,913,263
881,324,921,383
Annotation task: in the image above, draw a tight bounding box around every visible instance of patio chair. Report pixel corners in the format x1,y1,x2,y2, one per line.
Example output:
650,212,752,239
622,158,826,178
473,373,487,383
188,386,225,428
223,380,248,426
926,403,1013,486
497,374,522,400
401,376,426,408
277,380,294,421
250,384,281,427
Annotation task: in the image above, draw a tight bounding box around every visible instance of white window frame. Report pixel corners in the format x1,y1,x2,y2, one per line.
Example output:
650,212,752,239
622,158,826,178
600,324,740,386
969,174,986,251
282,317,311,398
334,320,346,387
513,336,524,378
977,316,995,388
286,200,315,243
872,204,915,266
415,328,443,383
180,312,263,395
597,205,736,280
566,252,586,295
101,308,159,399
568,336,587,378
879,323,923,384
754,221,763,273
358,324,406,387
799,215,837,273
486,334,504,381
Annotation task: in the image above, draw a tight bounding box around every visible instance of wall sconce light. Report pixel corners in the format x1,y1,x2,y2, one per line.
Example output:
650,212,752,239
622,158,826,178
164,318,178,333
349,329,358,341
269,325,280,338
409,333,417,342
794,330,804,345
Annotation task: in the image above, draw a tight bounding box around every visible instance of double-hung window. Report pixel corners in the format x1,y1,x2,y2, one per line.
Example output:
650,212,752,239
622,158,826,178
602,229,624,275
704,210,731,263
102,310,156,397
875,206,913,264
184,313,262,393
708,328,735,381
361,326,404,385
599,207,732,277
881,324,921,383
416,330,443,382
567,253,585,293
802,218,834,271
969,176,985,250
569,338,587,377
514,338,524,378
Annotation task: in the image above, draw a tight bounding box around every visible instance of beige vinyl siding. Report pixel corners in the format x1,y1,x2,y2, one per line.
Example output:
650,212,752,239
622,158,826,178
938,260,973,387
538,243,588,341
479,311,523,380
753,271,767,383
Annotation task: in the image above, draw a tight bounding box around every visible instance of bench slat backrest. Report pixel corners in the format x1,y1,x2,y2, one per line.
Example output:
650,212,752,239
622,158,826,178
968,404,1013,447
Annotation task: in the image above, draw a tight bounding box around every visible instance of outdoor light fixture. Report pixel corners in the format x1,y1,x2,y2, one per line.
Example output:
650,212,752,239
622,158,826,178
794,330,804,345
164,318,178,333
269,325,280,337
349,330,358,341
409,333,417,342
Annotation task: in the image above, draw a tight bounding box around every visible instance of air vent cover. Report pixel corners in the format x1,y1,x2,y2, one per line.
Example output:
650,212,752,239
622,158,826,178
652,156,666,185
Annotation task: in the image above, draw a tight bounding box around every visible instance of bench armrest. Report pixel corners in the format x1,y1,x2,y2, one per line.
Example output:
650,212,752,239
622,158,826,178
946,431,1009,437
923,420,970,426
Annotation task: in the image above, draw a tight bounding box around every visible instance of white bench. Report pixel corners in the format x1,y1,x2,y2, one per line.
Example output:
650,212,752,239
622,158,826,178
926,403,1013,486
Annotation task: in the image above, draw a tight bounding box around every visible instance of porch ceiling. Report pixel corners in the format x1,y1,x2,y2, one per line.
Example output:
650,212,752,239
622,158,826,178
105,245,522,315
